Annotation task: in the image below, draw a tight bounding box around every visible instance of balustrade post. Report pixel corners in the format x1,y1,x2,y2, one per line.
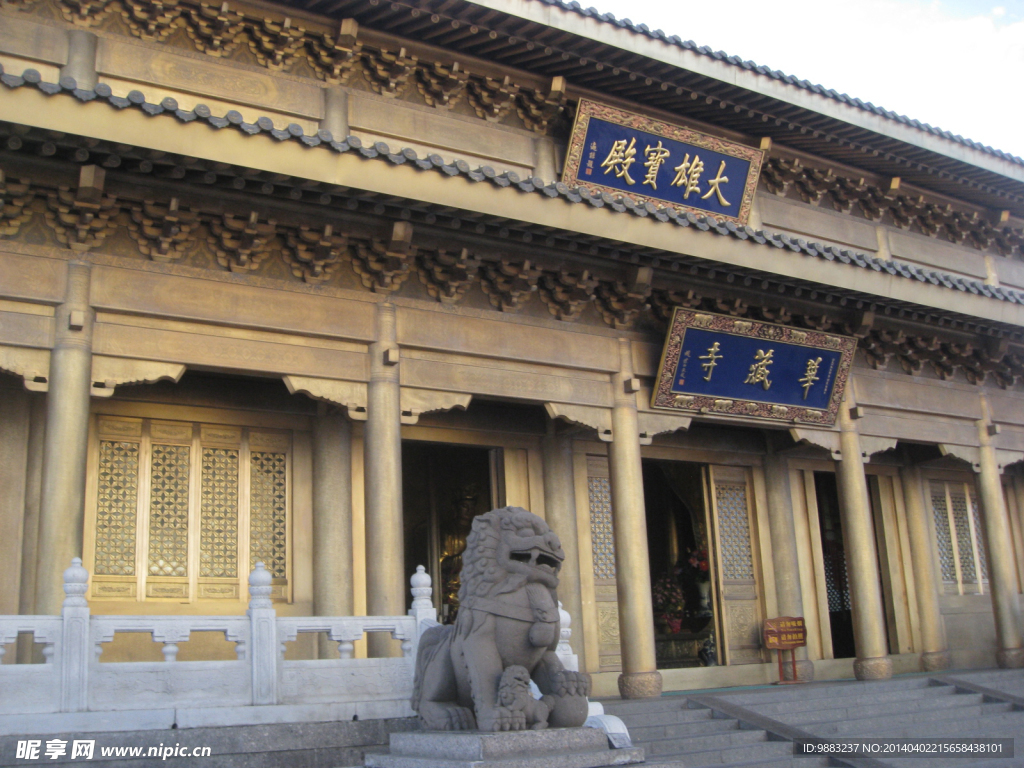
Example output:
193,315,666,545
60,558,90,712
248,563,278,705
556,601,579,672
408,565,436,662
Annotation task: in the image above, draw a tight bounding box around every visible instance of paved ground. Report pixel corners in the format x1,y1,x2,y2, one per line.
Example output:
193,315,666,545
3,670,1020,767
601,669,1024,768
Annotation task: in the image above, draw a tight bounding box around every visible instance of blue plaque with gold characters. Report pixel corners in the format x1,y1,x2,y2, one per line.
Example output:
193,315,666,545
562,100,764,225
652,309,857,426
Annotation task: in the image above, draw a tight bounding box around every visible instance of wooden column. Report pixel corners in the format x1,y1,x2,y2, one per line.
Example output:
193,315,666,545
977,398,1024,668
364,302,404,658
607,339,661,699
17,394,46,663
898,460,951,671
312,405,354,659
0,385,30,618
763,439,813,681
836,390,892,680
542,421,585,667
35,262,94,615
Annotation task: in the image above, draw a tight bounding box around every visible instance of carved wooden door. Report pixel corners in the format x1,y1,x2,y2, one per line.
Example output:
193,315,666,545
705,465,764,665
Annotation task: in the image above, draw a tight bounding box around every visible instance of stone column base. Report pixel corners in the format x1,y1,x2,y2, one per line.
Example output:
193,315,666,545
997,648,1024,669
920,650,952,672
853,656,893,680
781,659,815,682
618,670,662,699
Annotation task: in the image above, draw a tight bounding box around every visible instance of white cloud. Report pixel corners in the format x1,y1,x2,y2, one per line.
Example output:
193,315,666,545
592,0,1024,159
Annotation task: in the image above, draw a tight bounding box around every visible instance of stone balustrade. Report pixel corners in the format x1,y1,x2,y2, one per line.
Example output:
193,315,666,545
0,561,441,730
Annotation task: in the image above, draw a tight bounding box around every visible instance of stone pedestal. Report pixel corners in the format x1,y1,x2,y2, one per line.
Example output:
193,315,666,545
366,729,644,768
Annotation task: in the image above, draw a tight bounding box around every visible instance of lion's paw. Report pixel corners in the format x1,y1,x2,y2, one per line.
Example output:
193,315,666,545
477,706,527,732
551,670,591,699
421,702,476,731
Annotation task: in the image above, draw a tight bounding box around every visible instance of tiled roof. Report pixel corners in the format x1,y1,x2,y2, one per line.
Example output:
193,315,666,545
531,0,1023,167
2,64,1023,312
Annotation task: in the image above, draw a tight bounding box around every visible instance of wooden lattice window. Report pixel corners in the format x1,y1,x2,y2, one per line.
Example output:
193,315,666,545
87,416,291,602
930,479,986,596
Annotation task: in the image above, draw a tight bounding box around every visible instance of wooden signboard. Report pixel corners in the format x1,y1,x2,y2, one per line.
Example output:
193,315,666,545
764,616,807,684
652,309,856,427
562,99,764,226
764,616,807,650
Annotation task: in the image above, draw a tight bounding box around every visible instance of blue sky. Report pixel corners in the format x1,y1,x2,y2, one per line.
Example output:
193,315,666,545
594,0,1024,159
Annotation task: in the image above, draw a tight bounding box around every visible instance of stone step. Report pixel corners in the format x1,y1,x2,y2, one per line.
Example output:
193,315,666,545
874,711,1024,738
886,758,1024,768
742,683,956,715
652,738,795,765
946,669,1024,684
647,756,830,768
642,726,769,757
770,691,983,726
627,717,741,741
721,676,931,706
801,702,1014,736
606,706,714,728
599,696,697,716
958,682,1024,698
0,718,414,768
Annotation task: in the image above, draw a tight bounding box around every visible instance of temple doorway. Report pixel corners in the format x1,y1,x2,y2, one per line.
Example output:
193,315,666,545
813,472,856,659
642,460,716,668
402,441,500,622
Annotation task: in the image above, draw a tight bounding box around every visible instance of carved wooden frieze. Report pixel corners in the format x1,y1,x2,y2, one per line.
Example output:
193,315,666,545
308,20,361,85
362,47,418,98
248,15,306,71
594,266,652,330
185,2,245,58
416,61,469,109
516,77,567,135
468,75,519,122
127,197,197,262
58,0,117,26
417,247,480,304
481,258,540,312
351,230,414,293
282,224,348,284
207,211,277,272
538,268,597,321
44,187,118,253
121,0,181,42
0,172,35,238
761,157,1024,257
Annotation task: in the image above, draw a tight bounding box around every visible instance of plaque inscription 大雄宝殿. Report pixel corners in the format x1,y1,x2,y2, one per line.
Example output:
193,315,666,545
562,100,764,225
651,309,856,426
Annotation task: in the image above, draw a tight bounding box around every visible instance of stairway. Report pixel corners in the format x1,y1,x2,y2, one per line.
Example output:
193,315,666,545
601,695,828,768
603,672,1024,768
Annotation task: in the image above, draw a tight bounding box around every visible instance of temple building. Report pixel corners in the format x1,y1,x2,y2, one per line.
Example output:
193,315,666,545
2,0,1024,703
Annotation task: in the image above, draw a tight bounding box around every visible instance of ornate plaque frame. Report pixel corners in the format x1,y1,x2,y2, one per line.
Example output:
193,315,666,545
651,309,857,426
562,99,764,225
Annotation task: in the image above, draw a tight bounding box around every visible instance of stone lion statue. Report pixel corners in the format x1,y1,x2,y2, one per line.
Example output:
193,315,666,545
412,506,591,731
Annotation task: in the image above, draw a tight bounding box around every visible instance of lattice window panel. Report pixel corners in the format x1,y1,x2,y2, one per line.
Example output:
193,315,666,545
822,539,852,612
588,476,616,580
949,489,977,584
94,440,140,576
970,493,989,582
147,444,190,577
200,447,239,578
930,487,957,582
250,451,287,578
715,482,754,581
